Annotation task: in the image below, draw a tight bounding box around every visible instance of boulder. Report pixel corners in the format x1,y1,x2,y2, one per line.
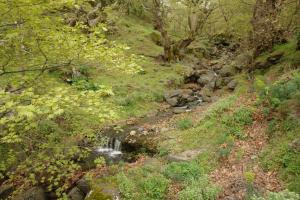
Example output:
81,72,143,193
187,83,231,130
234,52,252,70
173,107,187,114
215,77,223,89
197,71,217,86
223,77,234,86
219,65,236,77
254,51,284,70
182,83,201,91
164,90,182,99
227,80,238,90
76,178,90,195
184,69,208,84
68,187,84,200
164,89,196,107
166,97,178,107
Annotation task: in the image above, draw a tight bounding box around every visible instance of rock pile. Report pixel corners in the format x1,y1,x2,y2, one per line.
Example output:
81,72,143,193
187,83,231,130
164,59,239,112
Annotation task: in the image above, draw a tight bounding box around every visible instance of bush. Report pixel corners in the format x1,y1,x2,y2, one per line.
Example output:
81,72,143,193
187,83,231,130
177,118,193,130
221,107,253,139
262,75,300,108
217,135,235,159
164,162,202,182
117,173,137,200
179,176,220,200
138,174,170,200
117,170,170,200
251,190,300,200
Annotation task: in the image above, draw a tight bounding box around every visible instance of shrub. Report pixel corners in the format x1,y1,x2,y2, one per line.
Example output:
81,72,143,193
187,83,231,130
138,174,170,200
117,173,137,200
117,170,170,200
177,118,193,130
164,162,202,182
179,176,220,200
262,75,300,108
251,190,300,200
221,107,253,139
217,135,235,159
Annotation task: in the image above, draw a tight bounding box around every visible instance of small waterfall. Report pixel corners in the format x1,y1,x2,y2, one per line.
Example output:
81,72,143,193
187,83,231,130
96,138,122,158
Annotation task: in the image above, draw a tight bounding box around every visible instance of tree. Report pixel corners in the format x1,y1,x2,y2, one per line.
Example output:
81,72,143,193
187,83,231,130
250,0,285,58
0,0,142,198
152,0,214,61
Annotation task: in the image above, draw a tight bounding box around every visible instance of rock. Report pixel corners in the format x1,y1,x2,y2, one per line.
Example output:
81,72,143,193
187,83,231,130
166,97,178,107
267,51,284,64
215,77,223,89
223,77,234,85
15,187,46,200
164,89,195,107
202,95,212,103
197,71,217,86
68,187,84,200
164,90,182,99
130,130,136,136
182,83,201,91
167,149,206,162
234,52,252,70
173,107,187,114
219,65,236,77
254,51,284,70
254,60,271,70
184,69,208,83
76,178,90,195
227,80,238,90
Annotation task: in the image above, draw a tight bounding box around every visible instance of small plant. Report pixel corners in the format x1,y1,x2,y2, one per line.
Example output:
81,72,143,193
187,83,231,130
138,174,170,200
217,135,235,159
177,118,193,130
94,157,106,168
244,171,256,197
179,176,220,200
117,173,137,200
251,190,300,200
164,162,202,182
158,147,169,157
222,106,253,139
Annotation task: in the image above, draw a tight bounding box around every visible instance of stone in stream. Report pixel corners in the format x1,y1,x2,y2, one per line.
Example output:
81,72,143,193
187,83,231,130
172,107,188,114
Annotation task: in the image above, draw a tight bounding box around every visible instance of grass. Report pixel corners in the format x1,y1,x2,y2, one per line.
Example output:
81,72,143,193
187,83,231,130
258,72,300,194
176,118,194,130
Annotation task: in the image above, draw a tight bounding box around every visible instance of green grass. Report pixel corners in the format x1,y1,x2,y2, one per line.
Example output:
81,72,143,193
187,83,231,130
176,118,194,130
258,73,300,194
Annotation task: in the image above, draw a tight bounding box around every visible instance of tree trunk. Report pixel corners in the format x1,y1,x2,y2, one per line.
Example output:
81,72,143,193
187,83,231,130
251,0,284,58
